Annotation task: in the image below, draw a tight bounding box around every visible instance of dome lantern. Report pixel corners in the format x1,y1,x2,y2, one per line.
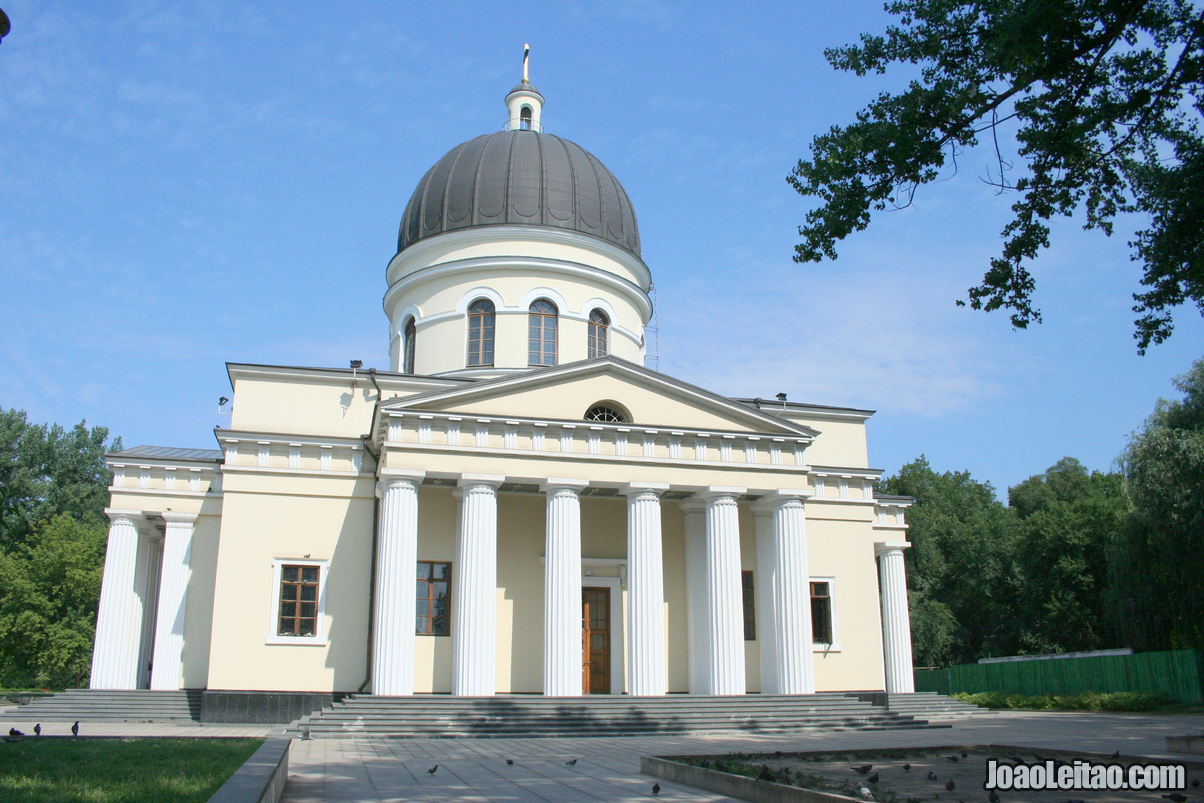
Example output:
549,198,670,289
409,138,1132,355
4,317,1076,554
505,44,544,132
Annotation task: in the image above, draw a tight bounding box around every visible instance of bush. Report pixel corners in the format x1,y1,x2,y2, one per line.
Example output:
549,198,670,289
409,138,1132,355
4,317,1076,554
953,690,1176,711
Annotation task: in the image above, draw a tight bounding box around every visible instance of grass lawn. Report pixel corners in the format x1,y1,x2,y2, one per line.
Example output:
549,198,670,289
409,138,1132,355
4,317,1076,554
0,737,263,803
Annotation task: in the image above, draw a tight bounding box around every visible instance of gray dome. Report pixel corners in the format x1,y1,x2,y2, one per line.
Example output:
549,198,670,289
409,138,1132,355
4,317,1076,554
397,131,641,257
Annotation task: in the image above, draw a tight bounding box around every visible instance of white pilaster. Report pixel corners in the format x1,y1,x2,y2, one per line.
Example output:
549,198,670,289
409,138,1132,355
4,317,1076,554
542,478,588,696
150,513,198,690
90,510,145,689
452,474,504,695
372,470,425,695
877,542,915,693
698,487,746,695
680,500,709,694
752,505,780,694
624,482,668,696
761,491,815,694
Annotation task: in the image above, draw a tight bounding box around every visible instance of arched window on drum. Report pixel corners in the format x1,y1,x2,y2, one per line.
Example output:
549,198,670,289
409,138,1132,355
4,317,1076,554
402,317,416,374
587,308,609,358
528,299,558,366
466,299,495,367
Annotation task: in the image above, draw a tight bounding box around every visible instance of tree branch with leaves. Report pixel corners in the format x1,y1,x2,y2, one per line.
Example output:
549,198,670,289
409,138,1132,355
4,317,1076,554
789,0,1204,351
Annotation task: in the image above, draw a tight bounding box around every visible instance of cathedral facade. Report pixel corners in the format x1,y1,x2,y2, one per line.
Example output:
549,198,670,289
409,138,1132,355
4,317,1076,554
90,72,916,712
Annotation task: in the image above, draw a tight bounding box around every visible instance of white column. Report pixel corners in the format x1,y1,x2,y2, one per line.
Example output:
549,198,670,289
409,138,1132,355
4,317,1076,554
452,474,504,696
372,470,424,695
150,513,197,690
680,500,709,694
542,478,588,696
752,505,780,694
766,491,815,694
624,482,668,696
699,487,746,695
90,510,145,689
877,542,915,693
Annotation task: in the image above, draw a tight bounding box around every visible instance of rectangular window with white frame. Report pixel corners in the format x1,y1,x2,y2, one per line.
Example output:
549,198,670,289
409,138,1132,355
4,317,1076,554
267,558,329,645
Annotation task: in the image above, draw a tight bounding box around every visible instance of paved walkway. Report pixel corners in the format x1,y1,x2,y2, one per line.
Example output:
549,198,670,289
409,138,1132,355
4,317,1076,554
4,705,1202,800
281,711,1204,802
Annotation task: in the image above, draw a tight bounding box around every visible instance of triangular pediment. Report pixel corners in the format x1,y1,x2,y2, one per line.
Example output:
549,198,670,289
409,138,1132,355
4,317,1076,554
379,357,817,437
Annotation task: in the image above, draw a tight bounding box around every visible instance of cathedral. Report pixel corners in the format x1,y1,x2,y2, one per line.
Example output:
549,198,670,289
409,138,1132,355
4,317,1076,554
90,61,916,719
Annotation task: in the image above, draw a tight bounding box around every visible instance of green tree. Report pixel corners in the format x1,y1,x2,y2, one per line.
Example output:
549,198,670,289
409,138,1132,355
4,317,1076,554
0,409,120,687
1108,358,1204,648
0,515,107,687
881,456,1024,665
0,409,118,549
1008,458,1128,653
789,0,1204,351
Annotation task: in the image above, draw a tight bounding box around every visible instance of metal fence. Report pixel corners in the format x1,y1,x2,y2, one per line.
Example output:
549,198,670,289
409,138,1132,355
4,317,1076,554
912,649,1204,703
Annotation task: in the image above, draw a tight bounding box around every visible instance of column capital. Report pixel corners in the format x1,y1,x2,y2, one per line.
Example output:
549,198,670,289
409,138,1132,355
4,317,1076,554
540,477,589,493
691,485,746,502
104,508,144,526
874,541,912,556
377,469,425,497
622,481,669,498
750,489,811,513
379,467,426,481
456,473,505,489
679,498,707,514
161,511,199,525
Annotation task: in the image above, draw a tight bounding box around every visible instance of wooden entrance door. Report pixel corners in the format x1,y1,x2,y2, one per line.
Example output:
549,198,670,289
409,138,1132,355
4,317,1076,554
582,587,610,694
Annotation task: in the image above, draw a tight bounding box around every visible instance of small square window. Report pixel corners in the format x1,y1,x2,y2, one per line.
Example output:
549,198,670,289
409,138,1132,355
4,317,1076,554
267,559,328,645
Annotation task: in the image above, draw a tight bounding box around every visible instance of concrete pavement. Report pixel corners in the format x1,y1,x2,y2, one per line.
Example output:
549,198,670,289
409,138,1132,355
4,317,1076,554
281,710,1204,802
4,705,1202,801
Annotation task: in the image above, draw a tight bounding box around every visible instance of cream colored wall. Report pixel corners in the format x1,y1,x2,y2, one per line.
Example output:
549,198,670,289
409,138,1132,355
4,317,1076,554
795,417,869,468
436,374,763,434
807,510,887,692
413,486,455,693
228,376,379,438
739,506,761,693
205,473,375,692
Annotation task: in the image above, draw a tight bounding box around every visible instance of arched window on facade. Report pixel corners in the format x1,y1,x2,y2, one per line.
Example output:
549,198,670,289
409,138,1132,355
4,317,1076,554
587,308,609,358
519,105,533,131
466,298,495,367
403,317,416,374
584,403,628,423
528,299,558,366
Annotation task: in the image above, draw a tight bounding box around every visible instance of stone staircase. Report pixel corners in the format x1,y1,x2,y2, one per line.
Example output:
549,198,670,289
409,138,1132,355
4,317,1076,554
5,689,203,722
285,693,944,739
846,691,995,720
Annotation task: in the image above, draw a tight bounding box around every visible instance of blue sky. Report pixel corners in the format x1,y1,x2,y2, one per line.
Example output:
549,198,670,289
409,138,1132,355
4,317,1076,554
1,1,1200,496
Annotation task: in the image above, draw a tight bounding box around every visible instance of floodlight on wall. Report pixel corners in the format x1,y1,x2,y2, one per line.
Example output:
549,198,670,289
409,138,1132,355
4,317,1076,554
349,360,363,369
217,396,232,415
776,392,788,402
